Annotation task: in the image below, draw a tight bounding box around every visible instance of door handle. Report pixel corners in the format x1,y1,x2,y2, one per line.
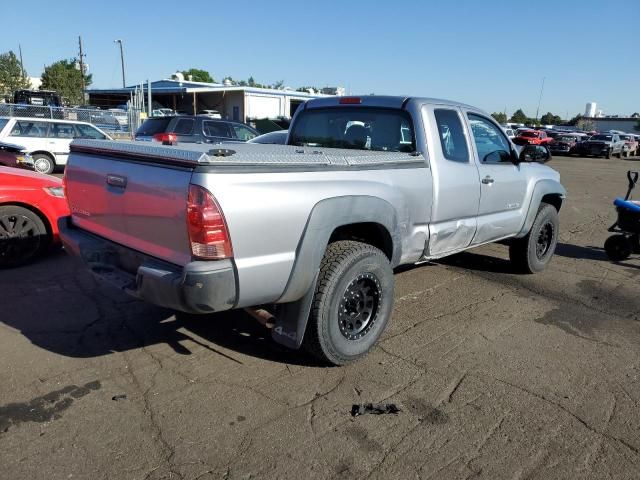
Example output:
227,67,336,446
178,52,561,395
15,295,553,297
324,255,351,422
482,176,494,185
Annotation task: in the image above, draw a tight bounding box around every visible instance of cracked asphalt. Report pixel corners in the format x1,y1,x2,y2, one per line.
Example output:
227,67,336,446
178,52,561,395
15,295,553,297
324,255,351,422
2,155,640,479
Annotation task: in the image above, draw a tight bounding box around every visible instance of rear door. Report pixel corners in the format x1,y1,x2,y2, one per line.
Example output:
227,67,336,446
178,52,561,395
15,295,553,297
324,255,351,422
423,105,481,256
465,112,527,244
172,117,197,143
202,120,233,143
47,122,77,165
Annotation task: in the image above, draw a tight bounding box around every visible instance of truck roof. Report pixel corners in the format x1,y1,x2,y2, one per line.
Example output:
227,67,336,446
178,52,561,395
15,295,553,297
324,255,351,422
304,95,479,112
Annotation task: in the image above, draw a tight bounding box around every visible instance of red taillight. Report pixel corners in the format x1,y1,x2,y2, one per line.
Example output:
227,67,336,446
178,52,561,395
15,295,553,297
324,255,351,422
187,184,232,259
153,132,178,145
339,97,362,104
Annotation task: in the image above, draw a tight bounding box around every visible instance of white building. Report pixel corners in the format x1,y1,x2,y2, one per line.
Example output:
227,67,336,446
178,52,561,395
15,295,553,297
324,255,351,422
88,79,344,122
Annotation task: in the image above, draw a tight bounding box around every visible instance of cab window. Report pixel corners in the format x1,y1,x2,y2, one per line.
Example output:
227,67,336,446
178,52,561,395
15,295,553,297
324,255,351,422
74,123,107,139
467,114,512,164
434,109,469,162
232,124,257,141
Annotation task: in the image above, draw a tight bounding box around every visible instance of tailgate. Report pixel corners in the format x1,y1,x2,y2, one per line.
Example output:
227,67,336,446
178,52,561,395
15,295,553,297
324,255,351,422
65,146,194,266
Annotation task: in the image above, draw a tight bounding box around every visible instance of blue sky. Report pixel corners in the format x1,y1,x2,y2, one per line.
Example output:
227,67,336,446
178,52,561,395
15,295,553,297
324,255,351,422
5,0,639,118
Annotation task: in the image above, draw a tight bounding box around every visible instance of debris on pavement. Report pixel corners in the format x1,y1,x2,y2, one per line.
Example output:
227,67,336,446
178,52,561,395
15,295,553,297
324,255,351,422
351,403,401,417
111,394,127,401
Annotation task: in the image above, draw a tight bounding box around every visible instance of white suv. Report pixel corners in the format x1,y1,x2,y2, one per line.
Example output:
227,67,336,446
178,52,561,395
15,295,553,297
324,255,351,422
0,117,111,174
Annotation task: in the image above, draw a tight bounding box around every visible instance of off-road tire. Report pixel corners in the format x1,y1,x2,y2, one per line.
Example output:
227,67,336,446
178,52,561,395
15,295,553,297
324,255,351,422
302,241,394,366
32,154,55,175
604,235,632,261
0,205,49,268
509,203,559,274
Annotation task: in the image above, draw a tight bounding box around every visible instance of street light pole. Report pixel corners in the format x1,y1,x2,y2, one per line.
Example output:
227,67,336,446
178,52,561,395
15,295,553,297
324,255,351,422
114,39,126,88
535,76,545,123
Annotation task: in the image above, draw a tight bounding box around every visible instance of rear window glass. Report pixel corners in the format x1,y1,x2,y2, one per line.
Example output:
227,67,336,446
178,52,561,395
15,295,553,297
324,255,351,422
9,120,49,137
0,119,8,133
289,107,415,152
136,118,172,136
521,131,537,138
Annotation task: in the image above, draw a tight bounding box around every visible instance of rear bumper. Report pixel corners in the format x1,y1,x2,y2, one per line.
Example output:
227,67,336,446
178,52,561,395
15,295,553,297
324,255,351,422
58,216,238,314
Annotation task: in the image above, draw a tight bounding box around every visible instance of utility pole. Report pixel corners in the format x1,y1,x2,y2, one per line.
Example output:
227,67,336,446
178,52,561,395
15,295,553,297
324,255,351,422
18,44,25,80
114,39,126,88
78,36,86,101
535,76,546,123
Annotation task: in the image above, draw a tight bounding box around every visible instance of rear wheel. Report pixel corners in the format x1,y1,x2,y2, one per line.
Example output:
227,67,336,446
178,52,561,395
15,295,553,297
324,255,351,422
509,203,559,273
0,206,50,268
604,235,632,261
302,241,394,365
32,154,55,175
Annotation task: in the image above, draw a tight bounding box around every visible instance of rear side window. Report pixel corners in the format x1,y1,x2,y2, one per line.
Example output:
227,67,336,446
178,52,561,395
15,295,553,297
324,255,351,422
289,107,415,152
173,118,194,135
203,121,232,138
0,119,8,134
75,124,107,139
433,109,469,162
136,117,172,136
9,120,49,137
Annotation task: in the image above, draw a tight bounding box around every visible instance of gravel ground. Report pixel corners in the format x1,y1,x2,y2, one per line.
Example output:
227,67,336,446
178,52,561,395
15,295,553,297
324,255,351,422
2,155,640,480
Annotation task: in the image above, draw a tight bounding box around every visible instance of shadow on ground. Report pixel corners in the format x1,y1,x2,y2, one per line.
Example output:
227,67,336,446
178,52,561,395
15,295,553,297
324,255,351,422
1,251,318,366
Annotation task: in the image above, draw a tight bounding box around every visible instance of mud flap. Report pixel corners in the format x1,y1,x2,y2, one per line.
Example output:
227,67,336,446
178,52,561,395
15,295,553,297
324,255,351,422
271,272,318,349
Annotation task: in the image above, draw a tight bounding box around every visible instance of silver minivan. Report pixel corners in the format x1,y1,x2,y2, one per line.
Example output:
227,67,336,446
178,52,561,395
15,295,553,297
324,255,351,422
0,117,111,174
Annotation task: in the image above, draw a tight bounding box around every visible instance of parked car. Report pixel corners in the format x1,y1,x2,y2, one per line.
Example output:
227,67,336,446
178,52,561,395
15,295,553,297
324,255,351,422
107,108,129,127
0,141,34,169
513,130,554,146
578,133,626,158
198,109,222,118
0,166,70,267
501,126,516,139
247,130,288,144
0,117,112,174
548,134,582,156
60,95,565,365
134,116,259,144
618,134,639,157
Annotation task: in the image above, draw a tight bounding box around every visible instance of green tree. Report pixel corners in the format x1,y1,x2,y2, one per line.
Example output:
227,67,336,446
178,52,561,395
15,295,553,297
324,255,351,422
181,68,215,83
0,50,30,97
272,80,284,89
567,114,582,126
539,112,563,125
510,109,528,124
491,112,507,124
40,58,92,105
576,118,595,131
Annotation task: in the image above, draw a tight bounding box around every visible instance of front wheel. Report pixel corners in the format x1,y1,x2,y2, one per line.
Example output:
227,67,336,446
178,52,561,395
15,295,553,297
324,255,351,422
509,203,559,274
302,241,394,365
0,205,50,268
604,235,632,261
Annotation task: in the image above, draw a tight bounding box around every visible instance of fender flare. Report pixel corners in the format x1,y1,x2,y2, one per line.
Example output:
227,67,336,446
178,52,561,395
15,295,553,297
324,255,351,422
271,195,400,349
516,179,566,237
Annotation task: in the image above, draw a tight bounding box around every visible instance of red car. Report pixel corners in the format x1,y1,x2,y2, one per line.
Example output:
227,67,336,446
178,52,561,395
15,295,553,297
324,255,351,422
513,130,554,146
0,167,70,267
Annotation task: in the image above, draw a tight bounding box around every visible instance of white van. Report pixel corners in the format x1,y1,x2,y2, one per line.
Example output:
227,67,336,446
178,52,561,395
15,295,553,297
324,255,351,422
0,117,112,174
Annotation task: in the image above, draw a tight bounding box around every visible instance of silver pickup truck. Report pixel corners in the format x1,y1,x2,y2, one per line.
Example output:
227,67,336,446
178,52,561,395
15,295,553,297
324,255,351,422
59,96,565,365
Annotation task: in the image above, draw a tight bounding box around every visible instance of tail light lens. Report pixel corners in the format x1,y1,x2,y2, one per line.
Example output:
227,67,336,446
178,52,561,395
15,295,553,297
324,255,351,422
153,132,178,145
187,184,233,259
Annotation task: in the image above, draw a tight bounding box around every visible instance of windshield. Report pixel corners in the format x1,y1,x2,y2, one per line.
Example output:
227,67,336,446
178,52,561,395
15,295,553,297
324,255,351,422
289,107,415,152
619,135,630,140
592,135,612,141
136,117,172,136
520,131,537,138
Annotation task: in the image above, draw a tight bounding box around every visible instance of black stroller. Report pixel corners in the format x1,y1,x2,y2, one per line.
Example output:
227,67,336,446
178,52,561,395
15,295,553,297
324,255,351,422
605,171,640,261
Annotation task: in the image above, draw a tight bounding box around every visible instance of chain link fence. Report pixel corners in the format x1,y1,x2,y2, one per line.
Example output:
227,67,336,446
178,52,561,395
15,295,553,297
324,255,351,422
0,103,142,136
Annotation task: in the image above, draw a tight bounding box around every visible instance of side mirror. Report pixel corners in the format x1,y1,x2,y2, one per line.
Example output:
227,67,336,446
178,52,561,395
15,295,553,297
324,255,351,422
519,144,551,163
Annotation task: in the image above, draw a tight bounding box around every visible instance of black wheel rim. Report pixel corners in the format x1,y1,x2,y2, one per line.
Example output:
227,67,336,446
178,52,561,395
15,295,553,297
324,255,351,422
536,221,554,260
0,213,41,263
338,273,381,340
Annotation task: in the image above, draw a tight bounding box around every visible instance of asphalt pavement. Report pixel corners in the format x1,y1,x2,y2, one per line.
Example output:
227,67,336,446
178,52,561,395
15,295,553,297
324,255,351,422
2,155,640,479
